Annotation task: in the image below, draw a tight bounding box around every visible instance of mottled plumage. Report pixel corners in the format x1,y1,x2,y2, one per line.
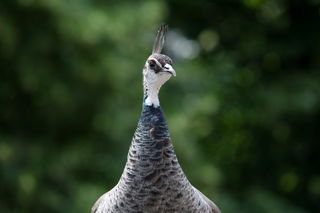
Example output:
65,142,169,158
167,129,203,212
92,25,220,213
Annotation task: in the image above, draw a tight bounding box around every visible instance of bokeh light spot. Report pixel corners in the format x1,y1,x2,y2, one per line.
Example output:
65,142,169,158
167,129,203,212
19,173,36,194
279,172,299,193
198,30,219,52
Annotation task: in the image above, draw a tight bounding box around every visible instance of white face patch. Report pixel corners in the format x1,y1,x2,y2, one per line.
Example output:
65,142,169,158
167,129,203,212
143,59,174,107
163,64,176,76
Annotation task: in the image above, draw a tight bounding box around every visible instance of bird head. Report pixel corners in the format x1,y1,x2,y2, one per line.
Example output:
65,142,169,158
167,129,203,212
143,25,176,87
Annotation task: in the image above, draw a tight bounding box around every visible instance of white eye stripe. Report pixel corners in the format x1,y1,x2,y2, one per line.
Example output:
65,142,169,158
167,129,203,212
149,58,162,67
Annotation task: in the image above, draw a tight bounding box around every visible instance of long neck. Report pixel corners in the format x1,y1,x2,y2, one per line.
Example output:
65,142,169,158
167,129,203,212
106,105,217,212
119,105,182,190
143,77,161,107
129,104,173,165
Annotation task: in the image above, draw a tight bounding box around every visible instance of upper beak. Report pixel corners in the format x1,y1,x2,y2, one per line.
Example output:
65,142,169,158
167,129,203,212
163,64,176,77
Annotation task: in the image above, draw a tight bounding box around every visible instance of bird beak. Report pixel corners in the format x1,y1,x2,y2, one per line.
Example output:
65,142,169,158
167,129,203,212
163,64,176,77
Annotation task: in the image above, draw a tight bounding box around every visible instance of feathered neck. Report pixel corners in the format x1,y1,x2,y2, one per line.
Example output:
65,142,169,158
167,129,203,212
140,104,166,125
143,77,162,108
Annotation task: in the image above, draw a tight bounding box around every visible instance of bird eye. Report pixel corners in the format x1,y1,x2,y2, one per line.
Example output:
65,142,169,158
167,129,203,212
149,61,156,68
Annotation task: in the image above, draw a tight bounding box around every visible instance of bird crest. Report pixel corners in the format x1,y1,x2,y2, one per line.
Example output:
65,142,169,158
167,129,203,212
152,25,168,54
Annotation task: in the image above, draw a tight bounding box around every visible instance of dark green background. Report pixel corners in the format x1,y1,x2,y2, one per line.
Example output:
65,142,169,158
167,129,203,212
1,0,319,212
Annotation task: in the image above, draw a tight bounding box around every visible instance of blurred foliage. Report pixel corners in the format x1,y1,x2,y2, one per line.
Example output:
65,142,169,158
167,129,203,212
0,0,319,212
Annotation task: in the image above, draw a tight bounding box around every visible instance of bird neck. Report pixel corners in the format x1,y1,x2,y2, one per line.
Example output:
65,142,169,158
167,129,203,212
143,78,162,107
115,104,193,211
136,104,171,151
119,104,182,187
139,104,167,131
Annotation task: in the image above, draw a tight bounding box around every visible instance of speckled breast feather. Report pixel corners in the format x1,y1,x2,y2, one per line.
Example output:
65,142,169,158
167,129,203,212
92,105,219,213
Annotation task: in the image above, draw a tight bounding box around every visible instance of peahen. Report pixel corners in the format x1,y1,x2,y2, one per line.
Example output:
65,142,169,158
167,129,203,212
92,25,220,213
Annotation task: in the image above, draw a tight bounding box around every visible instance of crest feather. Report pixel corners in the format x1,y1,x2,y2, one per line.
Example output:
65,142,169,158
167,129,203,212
152,25,168,54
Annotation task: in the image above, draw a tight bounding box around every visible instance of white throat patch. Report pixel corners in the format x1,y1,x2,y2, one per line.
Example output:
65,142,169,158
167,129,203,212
143,63,172,107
